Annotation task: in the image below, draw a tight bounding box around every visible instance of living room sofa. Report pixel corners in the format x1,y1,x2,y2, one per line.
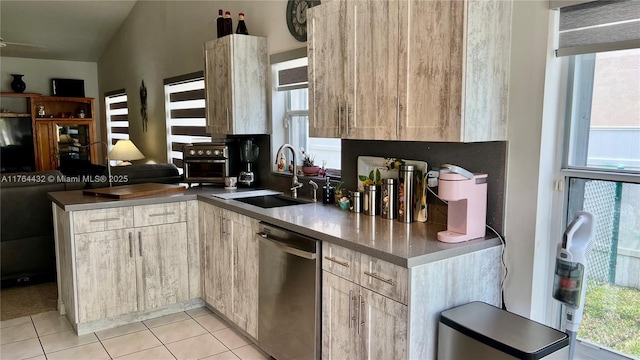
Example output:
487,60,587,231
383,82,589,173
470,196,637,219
0,164,181,286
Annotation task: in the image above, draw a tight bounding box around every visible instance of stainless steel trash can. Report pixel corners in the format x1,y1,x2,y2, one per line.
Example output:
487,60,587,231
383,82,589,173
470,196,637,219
438,302,569,360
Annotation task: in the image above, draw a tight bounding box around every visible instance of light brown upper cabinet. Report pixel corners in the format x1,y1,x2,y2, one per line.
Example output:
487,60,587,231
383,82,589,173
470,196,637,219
308,0,512,142
204,35,269,135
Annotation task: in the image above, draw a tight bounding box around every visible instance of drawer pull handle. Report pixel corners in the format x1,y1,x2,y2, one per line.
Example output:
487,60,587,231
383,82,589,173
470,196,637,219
324,256,349,268
128,232,133,258
364,271,395,286
138,232,142,257
148,212,175,217
91,217,120,223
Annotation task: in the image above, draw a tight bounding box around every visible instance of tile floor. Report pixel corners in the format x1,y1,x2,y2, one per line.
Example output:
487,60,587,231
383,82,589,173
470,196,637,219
0,307,272,360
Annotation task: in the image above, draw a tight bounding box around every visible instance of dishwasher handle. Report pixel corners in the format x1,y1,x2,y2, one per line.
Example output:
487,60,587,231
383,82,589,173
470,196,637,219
257,232,317,260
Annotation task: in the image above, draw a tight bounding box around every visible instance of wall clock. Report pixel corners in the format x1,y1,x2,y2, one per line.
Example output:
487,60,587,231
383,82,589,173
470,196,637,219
286,0,321,42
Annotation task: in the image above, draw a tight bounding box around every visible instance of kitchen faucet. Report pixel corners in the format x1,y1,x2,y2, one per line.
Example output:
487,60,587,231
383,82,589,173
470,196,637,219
275,144,303,198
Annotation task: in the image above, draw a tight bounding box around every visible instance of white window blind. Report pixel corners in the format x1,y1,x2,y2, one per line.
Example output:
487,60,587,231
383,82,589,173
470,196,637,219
556,0,640,56
164,73,210,173
105,92,128,150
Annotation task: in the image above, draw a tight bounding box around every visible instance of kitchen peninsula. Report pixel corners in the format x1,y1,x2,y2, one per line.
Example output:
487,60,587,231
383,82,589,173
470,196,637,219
50,187,502,359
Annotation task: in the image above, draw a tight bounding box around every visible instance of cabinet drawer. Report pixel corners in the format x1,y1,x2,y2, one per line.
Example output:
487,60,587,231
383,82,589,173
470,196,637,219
134,202,186,227
322,242,360,282
359,254,408,305
73,207,134,234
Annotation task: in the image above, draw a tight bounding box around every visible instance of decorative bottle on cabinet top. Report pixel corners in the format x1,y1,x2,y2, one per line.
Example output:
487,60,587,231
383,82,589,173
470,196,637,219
10,74,26,93
236,13,249,35
223,11,233,36
216,9,224,38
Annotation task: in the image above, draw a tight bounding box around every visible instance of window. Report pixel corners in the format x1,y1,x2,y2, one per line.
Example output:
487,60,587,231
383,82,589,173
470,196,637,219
164,73,210,174
561,49,640,358
271,53,341,175
104,91,128,150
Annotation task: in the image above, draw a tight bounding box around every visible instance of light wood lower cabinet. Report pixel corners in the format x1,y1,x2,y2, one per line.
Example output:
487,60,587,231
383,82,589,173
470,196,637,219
200,202,258,338
54,201,199,333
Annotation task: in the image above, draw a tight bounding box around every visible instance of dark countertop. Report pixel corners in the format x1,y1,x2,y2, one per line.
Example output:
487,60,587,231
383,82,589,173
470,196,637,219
49,186,501,268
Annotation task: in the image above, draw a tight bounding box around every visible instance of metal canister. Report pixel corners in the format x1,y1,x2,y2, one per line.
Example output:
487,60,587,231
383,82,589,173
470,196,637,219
349,191,363,213
398,165,415,223
363,184,380,216
381,178,397,219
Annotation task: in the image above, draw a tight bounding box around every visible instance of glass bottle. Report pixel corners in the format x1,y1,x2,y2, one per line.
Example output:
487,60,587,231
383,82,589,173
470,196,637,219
223,11,233,36
236,13,249,35
216,9,224,38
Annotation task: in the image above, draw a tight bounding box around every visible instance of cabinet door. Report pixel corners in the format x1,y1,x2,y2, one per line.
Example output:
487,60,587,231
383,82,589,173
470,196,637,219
228,211,259,338
359,287,408,360
201,203,231,315
75,229,137,322
35,121,53,171
397,0,464,141
345,0,399,140
322,272,358,360
205,38,233,134
308,1,347,138
137,223,189,310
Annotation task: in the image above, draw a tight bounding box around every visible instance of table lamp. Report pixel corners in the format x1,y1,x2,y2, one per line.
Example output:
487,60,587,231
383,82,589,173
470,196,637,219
109,139,145,166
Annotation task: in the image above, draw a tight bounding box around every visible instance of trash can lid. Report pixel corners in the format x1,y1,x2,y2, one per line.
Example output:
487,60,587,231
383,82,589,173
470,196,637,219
440,302,569,360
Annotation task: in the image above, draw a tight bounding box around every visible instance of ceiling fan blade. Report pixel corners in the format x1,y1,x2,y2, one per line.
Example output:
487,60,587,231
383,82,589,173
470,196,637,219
0,38,47,51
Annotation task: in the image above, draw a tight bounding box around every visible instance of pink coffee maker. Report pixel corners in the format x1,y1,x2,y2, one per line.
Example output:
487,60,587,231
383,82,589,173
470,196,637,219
437,164,488,243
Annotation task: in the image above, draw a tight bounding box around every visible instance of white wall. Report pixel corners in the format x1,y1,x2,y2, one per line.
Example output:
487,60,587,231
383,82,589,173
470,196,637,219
98,1,301,163
0,57,99,117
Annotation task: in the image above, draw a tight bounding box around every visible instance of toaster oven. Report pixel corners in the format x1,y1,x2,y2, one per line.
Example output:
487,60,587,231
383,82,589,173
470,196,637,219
183,143,230,184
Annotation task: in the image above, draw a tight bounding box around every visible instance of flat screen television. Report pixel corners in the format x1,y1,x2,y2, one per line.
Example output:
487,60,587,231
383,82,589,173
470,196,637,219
51,78,85,97
0,116,35,173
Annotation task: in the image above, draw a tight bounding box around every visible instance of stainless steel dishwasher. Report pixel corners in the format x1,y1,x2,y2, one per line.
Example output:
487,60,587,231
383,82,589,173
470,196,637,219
257,222,320,360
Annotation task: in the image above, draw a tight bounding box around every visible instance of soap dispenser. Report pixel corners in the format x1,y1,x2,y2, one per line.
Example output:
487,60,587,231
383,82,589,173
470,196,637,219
322,177,335,204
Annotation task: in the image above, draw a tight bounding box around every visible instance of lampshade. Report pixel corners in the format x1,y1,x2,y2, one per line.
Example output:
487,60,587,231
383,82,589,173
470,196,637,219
109,140,145,165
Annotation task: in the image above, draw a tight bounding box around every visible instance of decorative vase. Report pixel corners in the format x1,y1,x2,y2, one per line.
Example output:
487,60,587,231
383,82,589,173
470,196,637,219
302,165,320,176
10,74,26,93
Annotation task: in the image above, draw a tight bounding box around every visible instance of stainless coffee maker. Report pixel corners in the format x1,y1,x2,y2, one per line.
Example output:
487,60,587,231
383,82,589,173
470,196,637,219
239,139,259,187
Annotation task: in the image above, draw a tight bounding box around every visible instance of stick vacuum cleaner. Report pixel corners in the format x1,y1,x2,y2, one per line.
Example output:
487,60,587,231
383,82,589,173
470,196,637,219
552,211,596,360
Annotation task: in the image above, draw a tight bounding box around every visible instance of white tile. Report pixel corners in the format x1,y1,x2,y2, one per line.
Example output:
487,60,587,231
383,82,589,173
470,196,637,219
194,313,228,333
185,307,212,318
232,344,271,360
32,315,72,336
201,351,241,360
24,355,47,360
164,333,227,360
143,312,190,328
101,329,162,359
0,323,37,345
0,338,44,360
0,316,32,329
95,322,147,340
46,342,110,360
30,311,60,323
40,330,98,354
114,345,176,360
150,319,207,344
212,328,250,350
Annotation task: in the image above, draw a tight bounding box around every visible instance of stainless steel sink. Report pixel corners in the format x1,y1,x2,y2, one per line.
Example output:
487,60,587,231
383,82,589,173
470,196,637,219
235,195,313,208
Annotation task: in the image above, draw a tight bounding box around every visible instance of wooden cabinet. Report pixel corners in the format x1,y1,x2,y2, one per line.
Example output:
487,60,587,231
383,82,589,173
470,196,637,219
204,35,268,135
31,96,97,170
322,242,502,360
200,202,259,338
322,243,408,360
322,272,407,360
55,201,199,333
308,0,511,142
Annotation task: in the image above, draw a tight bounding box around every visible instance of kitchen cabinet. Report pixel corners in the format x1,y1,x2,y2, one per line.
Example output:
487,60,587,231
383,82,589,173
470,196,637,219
200,202,259,338
322,242,501,359
308,0,511,142
54,201,199,334
31,96,97,170
204,35,268,135
323,272,407,360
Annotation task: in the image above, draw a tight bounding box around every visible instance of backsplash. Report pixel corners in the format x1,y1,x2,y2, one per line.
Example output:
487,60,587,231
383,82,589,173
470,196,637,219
341,140,507,234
